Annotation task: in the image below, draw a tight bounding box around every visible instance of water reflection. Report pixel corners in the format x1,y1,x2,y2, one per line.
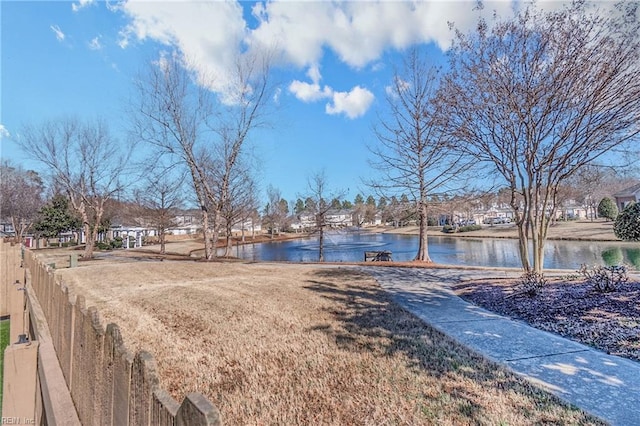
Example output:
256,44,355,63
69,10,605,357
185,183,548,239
234,232,640,270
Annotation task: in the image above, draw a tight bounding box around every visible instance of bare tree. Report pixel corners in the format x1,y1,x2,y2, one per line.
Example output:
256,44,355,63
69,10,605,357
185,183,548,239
303,170,345,262
134,167,184,254
442,2,640,273
131,52,275,259
131,54,217,258
215,159,258,257
263,185,289,238
18,118,129,259
368,49,471,262
0,161,45,243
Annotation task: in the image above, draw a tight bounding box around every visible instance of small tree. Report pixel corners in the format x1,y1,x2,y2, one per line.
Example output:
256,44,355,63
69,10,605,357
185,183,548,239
597,197,618,222
18,118,129,259
263,185,288,238
0,161,45,243
134,170,184,254
614,203,640,241
303,170,345,262
34,194,81,244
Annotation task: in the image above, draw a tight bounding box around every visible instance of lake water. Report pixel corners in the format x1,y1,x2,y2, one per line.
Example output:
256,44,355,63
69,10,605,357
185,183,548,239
233,232,640,270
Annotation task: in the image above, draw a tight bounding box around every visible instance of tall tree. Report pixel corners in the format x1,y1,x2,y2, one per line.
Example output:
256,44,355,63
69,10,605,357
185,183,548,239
19,118,129,259
368,49,470,261
0,161,45,243
442,2,640,273
131,52,275,259
131,54,217,258
216,160,258,256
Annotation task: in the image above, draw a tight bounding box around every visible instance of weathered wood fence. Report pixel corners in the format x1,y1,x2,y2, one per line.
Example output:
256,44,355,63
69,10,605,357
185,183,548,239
23,248,222,425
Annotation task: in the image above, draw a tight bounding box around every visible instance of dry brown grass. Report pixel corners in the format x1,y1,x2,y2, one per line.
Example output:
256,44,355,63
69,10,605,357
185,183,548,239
49,254,603,425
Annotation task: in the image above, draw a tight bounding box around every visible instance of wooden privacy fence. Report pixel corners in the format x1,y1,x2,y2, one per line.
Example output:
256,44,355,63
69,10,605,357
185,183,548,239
24,250,222,425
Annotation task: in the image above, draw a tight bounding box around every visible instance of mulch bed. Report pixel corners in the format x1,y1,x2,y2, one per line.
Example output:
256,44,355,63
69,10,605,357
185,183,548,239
453,277,640,361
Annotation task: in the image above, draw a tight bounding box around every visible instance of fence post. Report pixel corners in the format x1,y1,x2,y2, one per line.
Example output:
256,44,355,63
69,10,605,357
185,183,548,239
176,393,222,426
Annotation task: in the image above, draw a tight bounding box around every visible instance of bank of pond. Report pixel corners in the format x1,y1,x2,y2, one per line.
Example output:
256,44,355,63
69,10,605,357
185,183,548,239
228,232,640,270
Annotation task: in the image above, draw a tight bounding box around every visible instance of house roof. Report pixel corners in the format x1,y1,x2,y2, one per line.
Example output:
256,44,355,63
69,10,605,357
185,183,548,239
613,182,640,198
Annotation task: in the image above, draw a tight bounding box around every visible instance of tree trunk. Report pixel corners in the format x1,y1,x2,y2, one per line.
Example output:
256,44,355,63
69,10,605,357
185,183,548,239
159,229,166,254
414,201,432,262
223,223,233,257
210,209,220,260
82,221,95,259
318,225,325,262
202,209,214,259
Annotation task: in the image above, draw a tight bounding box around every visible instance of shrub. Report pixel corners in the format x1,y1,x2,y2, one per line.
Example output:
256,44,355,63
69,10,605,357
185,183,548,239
597,197,618,221
579,264,628,293
110,237,123,249
459,224,482,232
614,202,640,241
518,271,547,296
96,241,111,251
441,225,456,233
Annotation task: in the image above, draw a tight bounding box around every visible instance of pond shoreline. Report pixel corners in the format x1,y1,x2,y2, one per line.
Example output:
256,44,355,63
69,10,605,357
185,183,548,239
382,219,621,242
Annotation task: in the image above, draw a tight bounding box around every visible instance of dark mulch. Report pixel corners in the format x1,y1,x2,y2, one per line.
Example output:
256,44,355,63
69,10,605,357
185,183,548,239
453,277,640,361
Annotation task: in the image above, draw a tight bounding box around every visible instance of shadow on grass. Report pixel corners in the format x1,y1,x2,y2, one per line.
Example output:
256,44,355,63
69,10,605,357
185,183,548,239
305,268,604,425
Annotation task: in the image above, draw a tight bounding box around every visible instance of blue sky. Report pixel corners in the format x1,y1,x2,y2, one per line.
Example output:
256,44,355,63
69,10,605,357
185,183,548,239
1,0,516,205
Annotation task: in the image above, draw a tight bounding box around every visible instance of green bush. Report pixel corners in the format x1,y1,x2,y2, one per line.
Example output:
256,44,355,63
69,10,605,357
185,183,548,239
96,241,111,250
441,225,456,233
427,217,439,226
614,202,640,241
110,237,123,249
459,224,482,232
598,197,618,221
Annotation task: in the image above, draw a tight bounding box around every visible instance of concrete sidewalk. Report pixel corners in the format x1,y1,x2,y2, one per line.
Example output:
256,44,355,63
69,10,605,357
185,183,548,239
367,267,640,426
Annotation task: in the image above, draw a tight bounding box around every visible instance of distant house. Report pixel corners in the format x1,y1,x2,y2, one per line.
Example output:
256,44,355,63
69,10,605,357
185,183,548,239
326,209,353,228
613,183,640,212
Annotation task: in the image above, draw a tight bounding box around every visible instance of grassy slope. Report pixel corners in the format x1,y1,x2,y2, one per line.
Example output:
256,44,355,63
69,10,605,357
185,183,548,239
0,319,10,413
56,260,605,425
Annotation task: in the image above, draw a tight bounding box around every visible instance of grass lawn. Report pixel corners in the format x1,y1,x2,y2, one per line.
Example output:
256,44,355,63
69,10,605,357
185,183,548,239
55,259,605,425
0,319,10,413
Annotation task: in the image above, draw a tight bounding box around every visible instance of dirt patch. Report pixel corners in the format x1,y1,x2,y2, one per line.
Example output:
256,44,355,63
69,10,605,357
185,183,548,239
52,257,602,425
453,276,640,361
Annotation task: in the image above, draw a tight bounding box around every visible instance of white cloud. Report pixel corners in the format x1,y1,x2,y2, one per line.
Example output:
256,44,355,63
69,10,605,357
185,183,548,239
326,86,375,119
0,124,10,139
289,79,332,103
50,25,65,42
288,67,374,118
116,1,246,93
289,66,331,102
249,1,515,69
88,36,102,50
112,1,512,113
72,0,95,13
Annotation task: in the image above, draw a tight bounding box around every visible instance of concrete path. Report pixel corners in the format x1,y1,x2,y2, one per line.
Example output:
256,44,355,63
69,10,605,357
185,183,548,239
366,267,640,426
